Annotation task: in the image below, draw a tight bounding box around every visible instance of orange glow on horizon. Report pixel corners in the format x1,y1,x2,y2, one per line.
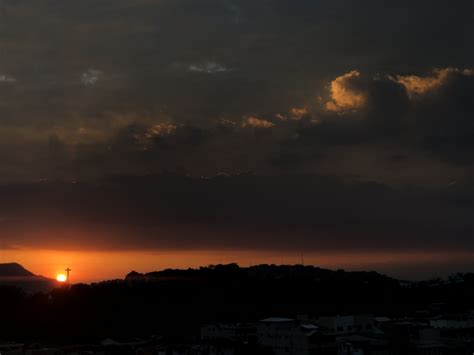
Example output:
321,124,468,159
1,248,473,283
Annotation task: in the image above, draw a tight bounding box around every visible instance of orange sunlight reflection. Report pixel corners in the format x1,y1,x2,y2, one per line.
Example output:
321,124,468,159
1,249,473,283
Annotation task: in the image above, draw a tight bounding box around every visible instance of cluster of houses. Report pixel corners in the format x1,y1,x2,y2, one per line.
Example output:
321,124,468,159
200,312,474,355
2,310,474,355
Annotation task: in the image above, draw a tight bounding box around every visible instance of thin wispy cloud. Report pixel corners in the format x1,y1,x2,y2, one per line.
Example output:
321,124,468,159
187,61,232,74
0,74,16,83
81,69,103,86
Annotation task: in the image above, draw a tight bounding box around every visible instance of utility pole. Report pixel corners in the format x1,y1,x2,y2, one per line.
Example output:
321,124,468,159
65,267,71,285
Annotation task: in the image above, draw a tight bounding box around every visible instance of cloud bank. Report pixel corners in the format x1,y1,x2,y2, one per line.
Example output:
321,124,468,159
0,1,472,273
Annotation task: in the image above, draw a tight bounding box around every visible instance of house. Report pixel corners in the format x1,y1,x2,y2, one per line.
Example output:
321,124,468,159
200,323,256,342
336,335,388,355
257,318,320,355
315,315,375,335
430,314,474,329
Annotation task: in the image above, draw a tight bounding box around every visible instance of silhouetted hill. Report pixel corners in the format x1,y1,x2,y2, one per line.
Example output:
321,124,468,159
0,262,58,293
0,263,474,344
0,262,35,277
126,263,398,286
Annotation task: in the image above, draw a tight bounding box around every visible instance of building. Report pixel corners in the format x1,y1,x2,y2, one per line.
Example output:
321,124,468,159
315,315,375,335
257,318,318,355
201,322,256,342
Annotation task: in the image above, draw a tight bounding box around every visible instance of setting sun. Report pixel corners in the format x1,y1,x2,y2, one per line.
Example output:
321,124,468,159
56,274,67,282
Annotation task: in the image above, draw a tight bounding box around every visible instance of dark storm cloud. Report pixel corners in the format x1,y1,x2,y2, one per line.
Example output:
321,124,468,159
297,75,411,147
1,176,474,253
0,0,472,185
0,0,472,125
413,71,474,164
283,69,474,171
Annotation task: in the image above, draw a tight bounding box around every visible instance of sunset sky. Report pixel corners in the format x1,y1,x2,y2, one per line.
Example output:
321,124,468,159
0,0,473,282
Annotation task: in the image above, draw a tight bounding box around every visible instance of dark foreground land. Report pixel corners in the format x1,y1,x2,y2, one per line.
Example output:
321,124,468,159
1,264,474,354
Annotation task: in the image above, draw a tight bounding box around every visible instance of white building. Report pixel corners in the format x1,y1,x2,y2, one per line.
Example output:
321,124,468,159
256,318,318,355
337,340,364,355
336,334,387,355
430,315,474,329
200,323,255,341
315,315,374,335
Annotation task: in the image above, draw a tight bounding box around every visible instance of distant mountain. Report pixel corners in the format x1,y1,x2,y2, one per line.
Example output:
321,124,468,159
0,262,35,277
0,263,58,293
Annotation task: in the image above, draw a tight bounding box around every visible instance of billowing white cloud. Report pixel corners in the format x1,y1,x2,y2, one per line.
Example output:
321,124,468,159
325,70,366,114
